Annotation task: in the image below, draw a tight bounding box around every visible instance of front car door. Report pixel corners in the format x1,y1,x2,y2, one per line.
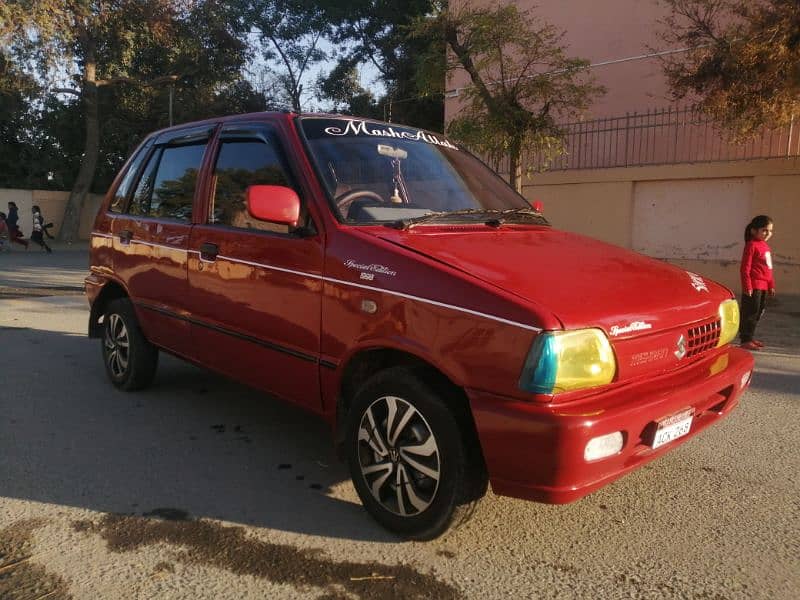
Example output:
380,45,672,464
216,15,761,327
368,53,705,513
186,122,324,411
111,125,214,358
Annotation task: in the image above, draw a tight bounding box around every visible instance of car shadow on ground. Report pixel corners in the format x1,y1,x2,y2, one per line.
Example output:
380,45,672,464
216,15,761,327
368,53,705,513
0,325,398,544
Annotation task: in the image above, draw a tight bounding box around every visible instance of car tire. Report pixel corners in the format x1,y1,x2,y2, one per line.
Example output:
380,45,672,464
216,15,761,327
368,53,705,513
102,298,158,391
345,366,479,540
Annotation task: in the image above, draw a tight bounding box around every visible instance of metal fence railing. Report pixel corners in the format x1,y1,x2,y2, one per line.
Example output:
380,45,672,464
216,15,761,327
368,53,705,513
493,106,800,174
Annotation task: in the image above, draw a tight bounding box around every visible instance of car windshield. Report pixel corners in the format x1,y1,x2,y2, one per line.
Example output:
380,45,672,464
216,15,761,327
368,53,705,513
299,117,547,227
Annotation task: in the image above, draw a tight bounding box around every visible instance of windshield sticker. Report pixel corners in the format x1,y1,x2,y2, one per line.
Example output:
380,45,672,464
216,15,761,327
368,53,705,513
610,321,653,336
324,119,458,150
687,272,709,292
345,259,397,278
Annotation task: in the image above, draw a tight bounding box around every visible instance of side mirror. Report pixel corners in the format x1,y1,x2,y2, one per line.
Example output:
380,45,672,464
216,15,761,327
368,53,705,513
531,199,544,213
246,185,300,227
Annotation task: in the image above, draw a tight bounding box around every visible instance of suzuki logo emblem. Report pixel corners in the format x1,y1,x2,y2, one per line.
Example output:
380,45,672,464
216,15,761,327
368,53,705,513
674,334,687,360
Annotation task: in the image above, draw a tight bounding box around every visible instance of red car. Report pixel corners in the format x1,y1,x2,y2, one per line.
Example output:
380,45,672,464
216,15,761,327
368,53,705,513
86,112,753,539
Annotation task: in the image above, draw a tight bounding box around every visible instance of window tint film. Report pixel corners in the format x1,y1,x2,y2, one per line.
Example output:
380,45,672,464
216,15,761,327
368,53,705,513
110,143,150,213
209,137,294,233
149,143,207,221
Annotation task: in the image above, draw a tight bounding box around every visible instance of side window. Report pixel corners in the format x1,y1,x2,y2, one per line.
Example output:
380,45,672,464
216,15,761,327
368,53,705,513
209,136,295,233
127,142,206,220
109,143,150,213
129,148,161,217
149,143,207,221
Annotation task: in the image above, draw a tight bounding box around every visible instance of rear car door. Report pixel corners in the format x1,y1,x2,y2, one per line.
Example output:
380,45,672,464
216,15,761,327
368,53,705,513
111,125,213,358
186,122,324,411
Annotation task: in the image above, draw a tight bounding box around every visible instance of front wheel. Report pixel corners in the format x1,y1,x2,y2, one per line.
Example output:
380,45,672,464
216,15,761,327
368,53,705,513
345,367,479,540
101,298,158,391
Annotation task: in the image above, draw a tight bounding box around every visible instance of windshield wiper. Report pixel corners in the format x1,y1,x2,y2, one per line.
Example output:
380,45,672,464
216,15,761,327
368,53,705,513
386,208,494,230
386,207,547,230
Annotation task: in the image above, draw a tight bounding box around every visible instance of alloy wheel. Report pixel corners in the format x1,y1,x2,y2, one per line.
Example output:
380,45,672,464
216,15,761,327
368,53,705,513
104,313,130,378
357,395,441,517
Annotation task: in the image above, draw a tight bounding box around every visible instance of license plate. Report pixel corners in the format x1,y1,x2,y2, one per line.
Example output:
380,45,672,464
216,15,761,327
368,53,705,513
651,409,693,449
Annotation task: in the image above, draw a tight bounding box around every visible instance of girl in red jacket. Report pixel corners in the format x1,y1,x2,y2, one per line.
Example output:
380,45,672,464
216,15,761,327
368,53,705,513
740,215,775,350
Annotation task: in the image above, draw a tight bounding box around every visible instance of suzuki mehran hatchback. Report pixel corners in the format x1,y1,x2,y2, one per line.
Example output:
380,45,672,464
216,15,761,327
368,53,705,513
86,112,753,539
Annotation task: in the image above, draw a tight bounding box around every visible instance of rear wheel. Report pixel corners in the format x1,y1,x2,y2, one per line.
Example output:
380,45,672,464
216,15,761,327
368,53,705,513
102,298,158,391
345,367,480,539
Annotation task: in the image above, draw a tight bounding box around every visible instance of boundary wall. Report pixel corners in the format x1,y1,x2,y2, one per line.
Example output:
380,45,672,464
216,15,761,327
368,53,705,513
523,157,800,294
0,190,103,242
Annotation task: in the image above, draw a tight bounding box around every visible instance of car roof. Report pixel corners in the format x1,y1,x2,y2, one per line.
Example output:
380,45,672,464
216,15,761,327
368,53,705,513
145,111,396,141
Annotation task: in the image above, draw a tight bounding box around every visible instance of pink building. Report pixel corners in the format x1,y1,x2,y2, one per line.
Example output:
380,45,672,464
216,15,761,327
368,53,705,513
445,0,798,170
443,1,800,294
445,0,675,119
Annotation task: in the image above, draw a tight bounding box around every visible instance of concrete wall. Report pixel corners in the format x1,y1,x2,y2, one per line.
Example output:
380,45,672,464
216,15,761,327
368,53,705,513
0,189,104,241
524,158,800,294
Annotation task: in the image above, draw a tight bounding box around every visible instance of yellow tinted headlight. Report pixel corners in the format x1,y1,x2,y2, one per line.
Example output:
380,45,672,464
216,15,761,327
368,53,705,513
717,299,740,347
520,329,617,394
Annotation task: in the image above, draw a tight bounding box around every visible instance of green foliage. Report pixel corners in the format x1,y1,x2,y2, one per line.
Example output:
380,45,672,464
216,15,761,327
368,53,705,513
414,2,604,191
660,0,800,137
0,0,265,194
318,0,444,131
0,0,447,202
246,0,332,111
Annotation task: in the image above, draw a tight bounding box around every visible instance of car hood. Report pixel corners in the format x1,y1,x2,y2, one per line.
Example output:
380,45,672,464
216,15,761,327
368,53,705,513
375,226,730,335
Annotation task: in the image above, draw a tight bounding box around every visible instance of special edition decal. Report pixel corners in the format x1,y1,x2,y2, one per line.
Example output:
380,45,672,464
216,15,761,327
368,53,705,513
610,321,653,336
345,259,397,279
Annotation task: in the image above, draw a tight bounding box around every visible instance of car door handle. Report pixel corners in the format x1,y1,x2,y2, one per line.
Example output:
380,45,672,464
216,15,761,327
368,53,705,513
119,229,133,244
199,242,219,261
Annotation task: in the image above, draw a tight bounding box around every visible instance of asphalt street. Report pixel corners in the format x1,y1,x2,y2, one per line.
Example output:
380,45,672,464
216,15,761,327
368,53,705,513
0,245,798,599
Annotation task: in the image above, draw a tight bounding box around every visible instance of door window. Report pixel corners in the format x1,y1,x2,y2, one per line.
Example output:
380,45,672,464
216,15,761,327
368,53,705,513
209,137,296,233
128,142,207,221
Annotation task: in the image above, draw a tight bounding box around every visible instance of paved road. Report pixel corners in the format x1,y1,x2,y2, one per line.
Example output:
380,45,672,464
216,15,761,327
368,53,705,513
0,249,798,599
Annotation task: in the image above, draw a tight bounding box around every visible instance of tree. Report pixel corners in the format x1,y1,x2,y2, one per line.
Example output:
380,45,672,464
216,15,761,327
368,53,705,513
319,0,444,131
0,0,253,242
0,50,40,189
415,1,604,193
659,0,800,138
247,0,330,111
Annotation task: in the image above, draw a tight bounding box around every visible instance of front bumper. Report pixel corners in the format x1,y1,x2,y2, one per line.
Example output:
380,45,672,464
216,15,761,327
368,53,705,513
468,347,753,503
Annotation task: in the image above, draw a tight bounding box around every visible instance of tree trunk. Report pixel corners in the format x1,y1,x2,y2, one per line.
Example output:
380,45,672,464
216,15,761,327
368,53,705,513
59,51,100,243
508,136,523,194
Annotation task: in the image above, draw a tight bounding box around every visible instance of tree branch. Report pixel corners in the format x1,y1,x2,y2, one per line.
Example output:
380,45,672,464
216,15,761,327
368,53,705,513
95,74,180,88
52,87,81,96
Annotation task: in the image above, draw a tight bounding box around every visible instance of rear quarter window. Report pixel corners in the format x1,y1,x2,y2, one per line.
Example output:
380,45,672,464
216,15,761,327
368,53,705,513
109,143,151,213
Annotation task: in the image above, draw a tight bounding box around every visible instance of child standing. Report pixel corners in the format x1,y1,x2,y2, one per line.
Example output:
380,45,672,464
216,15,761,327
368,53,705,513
740,215,775,350
31,205,53,253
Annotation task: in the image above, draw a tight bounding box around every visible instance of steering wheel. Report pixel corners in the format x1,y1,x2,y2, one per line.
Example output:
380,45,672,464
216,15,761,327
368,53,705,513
335,189,385,208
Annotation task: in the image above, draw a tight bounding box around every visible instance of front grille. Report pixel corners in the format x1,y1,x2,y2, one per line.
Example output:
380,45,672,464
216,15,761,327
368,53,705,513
686,318,721,358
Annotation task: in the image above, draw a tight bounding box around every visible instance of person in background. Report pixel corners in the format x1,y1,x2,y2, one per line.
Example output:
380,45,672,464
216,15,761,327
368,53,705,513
739,215,775,350
6,201,29,249
39,206,55,239
0,211,9,251
30,205,53,253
